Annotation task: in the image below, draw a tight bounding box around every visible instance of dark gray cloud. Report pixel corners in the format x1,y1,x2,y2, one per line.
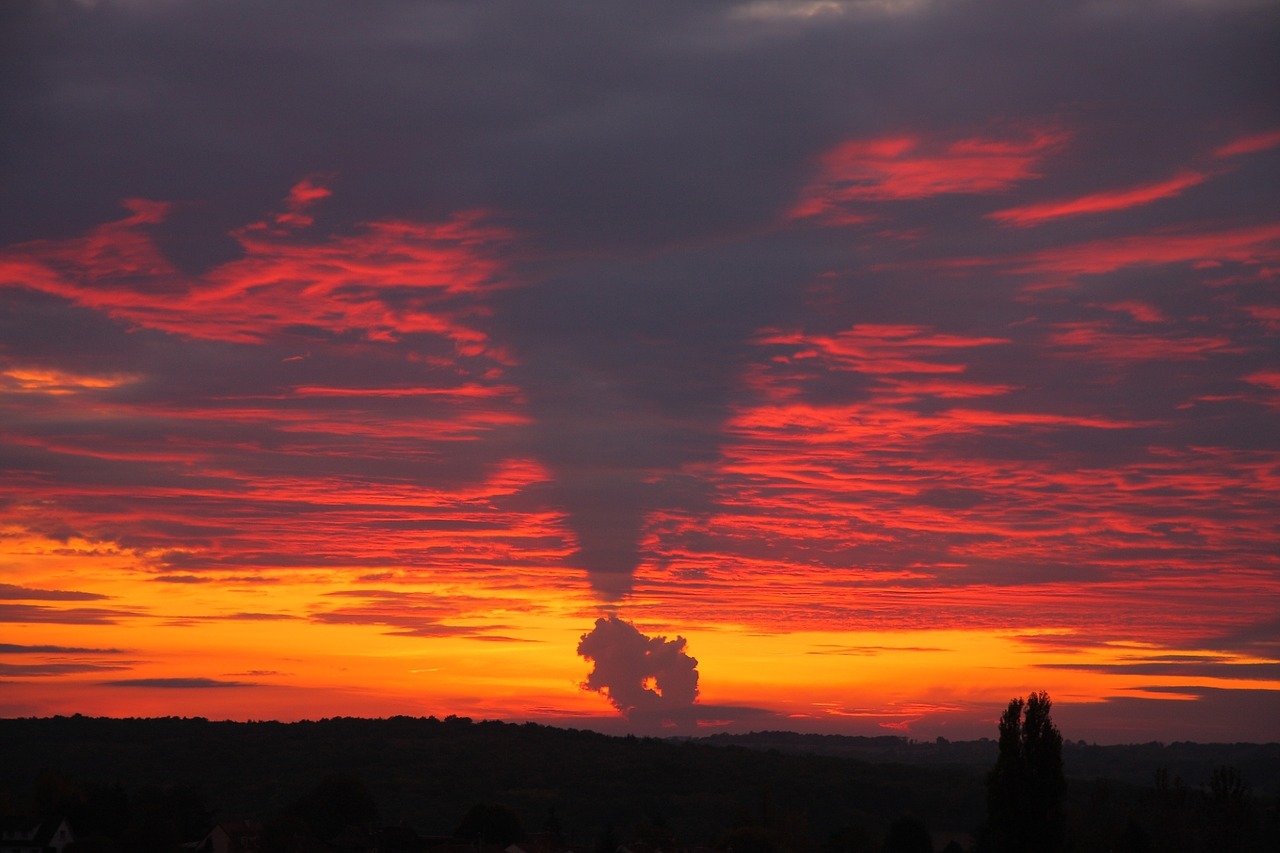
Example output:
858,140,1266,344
101,677,261,689
499,242,819,596
1038,660,1280,681
0,643,127,654
0,603,135,625
1055,686,1280,745
0,582,109,601
0,661,130,676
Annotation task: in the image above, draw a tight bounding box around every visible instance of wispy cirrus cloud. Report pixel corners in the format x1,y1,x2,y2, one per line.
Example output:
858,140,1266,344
0,181,514,351
1214,128,1280,158
309,588,538,638
988,170,1208,227
790,127,1067,224
1008,222,1280,277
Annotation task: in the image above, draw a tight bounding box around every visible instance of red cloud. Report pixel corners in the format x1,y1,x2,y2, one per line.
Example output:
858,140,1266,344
0,181,514,352
759,324,1009,374
919,222,1280,281
988,170,1207,228
1011,222,1280,276
790,127,1067,224
1100,301,1167,324
1214,129,1280,158
1046,321,1238,362
272,175,335,229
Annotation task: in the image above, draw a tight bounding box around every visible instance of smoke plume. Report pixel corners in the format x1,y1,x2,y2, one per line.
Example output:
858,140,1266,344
577,615,699,720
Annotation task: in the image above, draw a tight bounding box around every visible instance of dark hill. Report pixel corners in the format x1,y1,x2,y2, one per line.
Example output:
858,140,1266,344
1,716,1277,851
0,715,984,845
701,730,1280,797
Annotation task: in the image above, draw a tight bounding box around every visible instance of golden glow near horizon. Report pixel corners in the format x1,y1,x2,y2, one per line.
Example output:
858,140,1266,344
6,518,1278,740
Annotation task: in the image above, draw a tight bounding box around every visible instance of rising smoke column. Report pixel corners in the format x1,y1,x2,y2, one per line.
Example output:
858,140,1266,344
500,248,812,600
577,614,699,721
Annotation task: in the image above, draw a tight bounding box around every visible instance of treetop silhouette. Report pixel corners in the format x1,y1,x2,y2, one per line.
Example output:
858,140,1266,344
985,691,1066,853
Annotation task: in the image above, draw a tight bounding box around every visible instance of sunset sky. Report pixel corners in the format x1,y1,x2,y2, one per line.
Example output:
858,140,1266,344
2,0,1278,744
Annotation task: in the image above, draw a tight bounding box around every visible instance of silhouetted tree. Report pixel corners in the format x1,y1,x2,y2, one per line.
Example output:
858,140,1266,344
455,802,523,846
882,816,932,853
720,826,784,853
32,769,86,818
1119,817,1152,853
1153,766,1186,809
823,822,876,853
132,784,210,846
120,790,183,853
1205,765,1252,853
985,691,1065,853
290,773,379,841
543,806,564,839
596,824,620,853
260,811,317,853
1208,765,1249,806
63,836,122,853
635,809,676,849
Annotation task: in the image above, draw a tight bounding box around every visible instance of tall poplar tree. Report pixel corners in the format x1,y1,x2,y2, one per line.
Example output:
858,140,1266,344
986,691,1066,853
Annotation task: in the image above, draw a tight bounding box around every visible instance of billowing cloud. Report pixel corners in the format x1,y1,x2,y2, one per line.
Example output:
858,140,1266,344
578,615,699,721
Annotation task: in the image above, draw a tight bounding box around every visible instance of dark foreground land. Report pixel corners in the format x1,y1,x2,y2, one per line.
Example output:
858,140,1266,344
1,715,1278,852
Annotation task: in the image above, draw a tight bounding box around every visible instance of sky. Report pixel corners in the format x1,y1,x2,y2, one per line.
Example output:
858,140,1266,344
1,0,1278,745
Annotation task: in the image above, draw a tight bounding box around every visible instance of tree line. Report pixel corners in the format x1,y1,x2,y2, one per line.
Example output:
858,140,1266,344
1,699,1276,852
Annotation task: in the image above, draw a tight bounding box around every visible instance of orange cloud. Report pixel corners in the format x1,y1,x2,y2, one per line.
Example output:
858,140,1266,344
1,368,139,395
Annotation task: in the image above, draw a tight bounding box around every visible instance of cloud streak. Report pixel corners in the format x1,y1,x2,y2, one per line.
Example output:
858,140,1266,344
987,170,1209,227
101,677,262,689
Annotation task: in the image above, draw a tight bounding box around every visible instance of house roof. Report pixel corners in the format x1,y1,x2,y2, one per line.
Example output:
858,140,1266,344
0,817,72,848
